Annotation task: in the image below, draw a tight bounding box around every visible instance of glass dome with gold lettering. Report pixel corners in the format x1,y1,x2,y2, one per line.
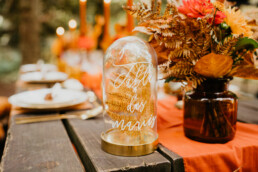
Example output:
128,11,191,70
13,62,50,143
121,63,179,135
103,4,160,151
101,36,158,156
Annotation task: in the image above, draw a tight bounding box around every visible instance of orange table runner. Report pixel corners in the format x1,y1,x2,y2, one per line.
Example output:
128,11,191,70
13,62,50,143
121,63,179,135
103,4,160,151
157,96,258,172
80,72,258,171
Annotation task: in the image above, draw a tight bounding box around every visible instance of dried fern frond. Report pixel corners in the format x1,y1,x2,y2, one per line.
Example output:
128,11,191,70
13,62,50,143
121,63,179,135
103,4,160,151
124,0,257,86
160,61,194,79
228,64,258,79
215,36,240,56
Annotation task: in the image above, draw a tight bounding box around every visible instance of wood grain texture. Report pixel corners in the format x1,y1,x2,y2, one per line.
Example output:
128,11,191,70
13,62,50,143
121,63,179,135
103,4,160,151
64,117,171,172
158,145,184,172
1,114,84,172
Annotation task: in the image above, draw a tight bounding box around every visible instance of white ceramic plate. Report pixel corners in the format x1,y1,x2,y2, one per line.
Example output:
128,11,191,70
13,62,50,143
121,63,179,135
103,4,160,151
20,64,57,73
20,71,68,83
9,89,88,110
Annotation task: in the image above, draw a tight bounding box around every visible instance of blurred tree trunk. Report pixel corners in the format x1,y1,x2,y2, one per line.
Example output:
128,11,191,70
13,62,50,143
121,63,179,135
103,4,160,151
19,0,41,64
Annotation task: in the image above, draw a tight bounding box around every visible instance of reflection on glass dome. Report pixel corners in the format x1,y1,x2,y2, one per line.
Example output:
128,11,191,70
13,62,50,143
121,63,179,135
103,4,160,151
101,36,158,156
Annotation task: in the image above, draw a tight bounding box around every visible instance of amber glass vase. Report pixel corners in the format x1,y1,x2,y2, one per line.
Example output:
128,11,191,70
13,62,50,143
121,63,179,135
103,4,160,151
184,78,238,143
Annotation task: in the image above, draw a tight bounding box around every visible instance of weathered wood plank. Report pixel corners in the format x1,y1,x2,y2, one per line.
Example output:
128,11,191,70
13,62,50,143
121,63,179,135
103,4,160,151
1,114,85,172
158,145,184,172
64,117,171,172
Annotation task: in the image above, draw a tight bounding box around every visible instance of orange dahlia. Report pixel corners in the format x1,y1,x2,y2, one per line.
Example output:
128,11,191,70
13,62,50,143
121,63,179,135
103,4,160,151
178,0,226,25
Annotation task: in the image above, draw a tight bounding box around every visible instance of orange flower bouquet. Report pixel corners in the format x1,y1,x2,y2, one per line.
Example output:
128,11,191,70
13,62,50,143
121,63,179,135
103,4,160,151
124,0,258,142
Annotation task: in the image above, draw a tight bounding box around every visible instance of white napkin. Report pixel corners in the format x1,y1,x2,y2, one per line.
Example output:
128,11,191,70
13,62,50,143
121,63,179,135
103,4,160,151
62,79,84,91
50,83,62,99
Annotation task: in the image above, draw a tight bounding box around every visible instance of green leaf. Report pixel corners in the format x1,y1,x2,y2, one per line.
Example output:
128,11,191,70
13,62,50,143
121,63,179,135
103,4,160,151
217,23,232,42
219,22,230,30
235,37,258,52
165,77,177,83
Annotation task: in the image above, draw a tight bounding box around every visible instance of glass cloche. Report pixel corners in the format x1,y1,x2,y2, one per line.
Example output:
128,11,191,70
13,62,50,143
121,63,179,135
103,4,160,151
101,36,158,156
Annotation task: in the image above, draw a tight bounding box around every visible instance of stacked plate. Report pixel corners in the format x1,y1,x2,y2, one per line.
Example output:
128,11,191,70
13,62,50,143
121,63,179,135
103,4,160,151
20,64,57,73
20,71,68,84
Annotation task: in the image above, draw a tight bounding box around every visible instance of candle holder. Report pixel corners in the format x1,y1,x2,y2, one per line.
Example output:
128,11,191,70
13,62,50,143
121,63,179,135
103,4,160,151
102,36,158,156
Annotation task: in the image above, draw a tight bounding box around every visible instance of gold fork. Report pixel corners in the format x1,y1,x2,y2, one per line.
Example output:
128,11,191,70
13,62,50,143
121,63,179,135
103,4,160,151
15,106,103,124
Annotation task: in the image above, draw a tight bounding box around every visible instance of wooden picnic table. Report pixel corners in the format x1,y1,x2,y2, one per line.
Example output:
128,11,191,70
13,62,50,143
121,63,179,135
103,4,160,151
1,82,257,172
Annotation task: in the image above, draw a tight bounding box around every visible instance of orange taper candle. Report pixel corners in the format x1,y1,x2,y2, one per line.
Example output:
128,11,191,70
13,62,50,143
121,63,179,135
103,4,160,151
79,0,87,35
127,0,134,32
103,0,111,38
